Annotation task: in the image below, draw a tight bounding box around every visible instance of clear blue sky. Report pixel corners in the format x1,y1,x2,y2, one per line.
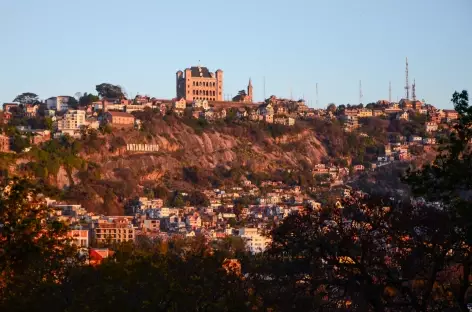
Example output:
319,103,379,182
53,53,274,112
0,0,470,108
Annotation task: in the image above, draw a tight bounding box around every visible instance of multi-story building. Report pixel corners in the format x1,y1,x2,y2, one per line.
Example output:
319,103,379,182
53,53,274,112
93,218,135,244
46,96,70,111
358,109,373,118
176,66,223,102
0,134,11,153
67,229,89,248
444,110,459,121
341,115,359,132
239,228,271,253
57,110,86,130
104,111,135,126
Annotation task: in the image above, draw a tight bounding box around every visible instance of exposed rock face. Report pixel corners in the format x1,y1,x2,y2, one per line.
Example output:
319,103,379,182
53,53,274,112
11,119,329,214
92,124,327,184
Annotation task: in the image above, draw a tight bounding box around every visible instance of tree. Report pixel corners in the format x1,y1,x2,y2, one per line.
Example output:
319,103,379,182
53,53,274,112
26,238,254,312
188,190,209,207
11,134,30,153
0,178,78,310
67,96,79,109
366,102,375,110
403,90,472,311
13,92,39,105
96,83,125,99
43,117,53,131
327,103,337,113
79,92,99,106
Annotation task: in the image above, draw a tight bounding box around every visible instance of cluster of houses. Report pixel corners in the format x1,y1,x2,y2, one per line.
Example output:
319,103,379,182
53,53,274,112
49,178,358,254
337,99,459,132
0,93,312,152
0,94,306,151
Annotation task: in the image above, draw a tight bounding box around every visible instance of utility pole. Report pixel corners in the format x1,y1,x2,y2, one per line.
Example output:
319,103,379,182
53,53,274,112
389,81,392,103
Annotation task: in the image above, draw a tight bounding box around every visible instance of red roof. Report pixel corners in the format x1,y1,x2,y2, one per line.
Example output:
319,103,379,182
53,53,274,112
106,111,134,118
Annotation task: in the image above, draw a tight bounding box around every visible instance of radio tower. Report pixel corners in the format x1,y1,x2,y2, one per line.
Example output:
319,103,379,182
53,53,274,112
316,83,319,107
359,80,363,104
412,79,416,101
405,57,410,100
389,81,392,103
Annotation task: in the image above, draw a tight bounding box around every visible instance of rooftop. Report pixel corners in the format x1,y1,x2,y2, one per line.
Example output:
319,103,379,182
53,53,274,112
107,111,134,118
190,66,212,78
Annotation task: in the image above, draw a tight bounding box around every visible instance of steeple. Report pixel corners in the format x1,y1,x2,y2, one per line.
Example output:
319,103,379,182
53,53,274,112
247,78,253,102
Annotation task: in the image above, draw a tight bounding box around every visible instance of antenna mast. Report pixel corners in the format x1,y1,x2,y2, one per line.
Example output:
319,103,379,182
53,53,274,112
405,57,409,100
359,80,363,104
412,79,416,101
389,81,392,103
316,83,319,107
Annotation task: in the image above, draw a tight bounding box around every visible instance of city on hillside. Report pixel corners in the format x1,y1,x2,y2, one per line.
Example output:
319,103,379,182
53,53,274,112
0,63,461,256
1,0,471,309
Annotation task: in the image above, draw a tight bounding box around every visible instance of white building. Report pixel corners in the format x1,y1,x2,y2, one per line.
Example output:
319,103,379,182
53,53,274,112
57,110,86,130
239,227,271,253
192,99,209,110
46,96,70,111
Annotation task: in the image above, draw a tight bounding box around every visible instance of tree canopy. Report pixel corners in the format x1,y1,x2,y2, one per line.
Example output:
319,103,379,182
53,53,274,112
0,178,78,310
327,103,337,112
96,83,125,99
13,92,39,105
78,92,100,106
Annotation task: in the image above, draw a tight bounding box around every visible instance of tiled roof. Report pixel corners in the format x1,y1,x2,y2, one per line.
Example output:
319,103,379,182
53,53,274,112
107,111,134,118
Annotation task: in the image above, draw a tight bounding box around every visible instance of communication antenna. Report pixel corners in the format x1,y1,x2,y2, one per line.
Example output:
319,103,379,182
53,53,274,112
405,57,410,100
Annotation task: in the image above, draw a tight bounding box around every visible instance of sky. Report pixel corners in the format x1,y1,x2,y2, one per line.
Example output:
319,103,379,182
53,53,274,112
0,0,471,108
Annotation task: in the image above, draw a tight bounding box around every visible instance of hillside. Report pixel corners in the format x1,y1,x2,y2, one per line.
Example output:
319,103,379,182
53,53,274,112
6,113,344,214
1,110,433,214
